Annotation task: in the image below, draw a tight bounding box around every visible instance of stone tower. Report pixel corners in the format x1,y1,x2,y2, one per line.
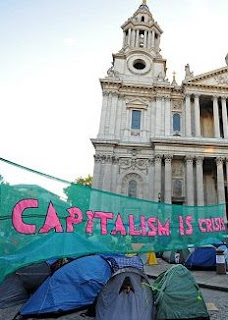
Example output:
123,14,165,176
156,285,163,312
91,1,228,220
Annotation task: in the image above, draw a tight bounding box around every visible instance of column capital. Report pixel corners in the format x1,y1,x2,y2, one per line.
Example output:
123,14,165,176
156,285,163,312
221,96,228,102
148,157,155,166
215,157,225,165
195,156,204,165
212,95,219,102
185,155,194,163
164,154,173,163
185,93,191,99
194,93,200,99
155,154,162,163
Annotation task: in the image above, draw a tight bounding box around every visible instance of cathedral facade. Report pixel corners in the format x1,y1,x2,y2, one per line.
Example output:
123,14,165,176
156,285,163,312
91,2,228,220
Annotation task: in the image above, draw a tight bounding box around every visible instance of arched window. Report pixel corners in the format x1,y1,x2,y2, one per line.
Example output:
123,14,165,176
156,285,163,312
128,180,137,198
141,16,145,22
173,113,181,132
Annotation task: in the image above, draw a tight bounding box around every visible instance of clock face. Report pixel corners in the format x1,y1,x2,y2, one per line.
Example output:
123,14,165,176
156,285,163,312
127,54,152,75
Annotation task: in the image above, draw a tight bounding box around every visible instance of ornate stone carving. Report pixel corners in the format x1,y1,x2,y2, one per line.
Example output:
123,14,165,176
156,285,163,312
154,154,162,163
148,158,154,166
106,64,119,79
94,153,119,165
173,179,183,196
172,100,182,111
214,74,228,85
172,162,183,176
185,155,194,163
215,157,225,166
185,64,194,80
119,157,149,172
164,154,173,164
131,130,140,136
195,156,204,165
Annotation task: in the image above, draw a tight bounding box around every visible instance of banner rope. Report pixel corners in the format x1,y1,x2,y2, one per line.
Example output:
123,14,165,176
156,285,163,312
0,157,75,185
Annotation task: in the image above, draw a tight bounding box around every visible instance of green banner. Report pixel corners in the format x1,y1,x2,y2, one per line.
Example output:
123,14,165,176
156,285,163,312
0,158,227,283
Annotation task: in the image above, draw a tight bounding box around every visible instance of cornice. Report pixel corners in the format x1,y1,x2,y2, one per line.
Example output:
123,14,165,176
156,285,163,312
183,82,228,92
151,136,228,150
184,66,228,83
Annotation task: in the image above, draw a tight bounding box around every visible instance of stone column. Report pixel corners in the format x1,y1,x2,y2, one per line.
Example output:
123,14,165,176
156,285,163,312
115,94,123,139
109,92,118,136
111,156,119,193
98,91,108,137
136,30,139,47
144,30,147,48
131,29,136,47
185,156,194,205
148,157,155,201
154,154,162,201
216,157,226,204
92,154,102,189
221,97,228,138
195,156,204,206
123,32,126,47
164,97,171,136
185,94,191,137
151,30,155,48
127,28,131,45
213,96,220,138
194,94,201,137
104,93,112,135
164,154,172,203
155,96,162,136
148,31,152,48
102,155,112,192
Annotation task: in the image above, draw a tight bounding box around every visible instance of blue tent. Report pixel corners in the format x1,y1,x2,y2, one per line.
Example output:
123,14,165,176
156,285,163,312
185,246,216,270
20,255,112,316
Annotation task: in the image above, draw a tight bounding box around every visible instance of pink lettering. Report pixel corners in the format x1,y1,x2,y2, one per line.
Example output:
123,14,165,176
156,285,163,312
147,217,157,236
12,199,38,234
111,214,127,235
129,214,141,236
140,215,147,236
39,202,63,233
179,216,185,236
198,219,207,233
85,210,95,233
205,218,212,232
94,211,114,235
158,220,170,236
185,216,193,235
66,207,83,232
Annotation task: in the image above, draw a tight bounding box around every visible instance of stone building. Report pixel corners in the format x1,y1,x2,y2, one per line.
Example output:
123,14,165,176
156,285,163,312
91,1,228,220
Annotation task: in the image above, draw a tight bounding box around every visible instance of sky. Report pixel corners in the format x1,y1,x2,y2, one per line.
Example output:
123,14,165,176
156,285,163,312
0,0,227,188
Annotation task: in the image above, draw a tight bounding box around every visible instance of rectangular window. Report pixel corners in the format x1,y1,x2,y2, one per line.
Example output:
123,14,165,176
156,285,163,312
131,110,141,129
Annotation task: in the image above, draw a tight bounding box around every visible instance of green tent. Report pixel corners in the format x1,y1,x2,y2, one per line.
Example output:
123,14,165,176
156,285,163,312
153,264,210,320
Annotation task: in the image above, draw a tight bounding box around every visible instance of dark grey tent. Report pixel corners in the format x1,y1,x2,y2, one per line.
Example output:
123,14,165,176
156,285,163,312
0,262,51,309
162,249,191,264
95,267,155,320
153,264,210,320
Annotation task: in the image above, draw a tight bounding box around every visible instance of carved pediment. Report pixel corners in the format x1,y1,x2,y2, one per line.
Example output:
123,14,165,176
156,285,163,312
126,97,149,109
184,67,228,88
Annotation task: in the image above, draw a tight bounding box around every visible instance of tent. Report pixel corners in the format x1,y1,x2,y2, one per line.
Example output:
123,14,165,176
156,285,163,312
20,255,112,316
153,264,210,320
162,249,191,264
95,267,155,320
0,262,51,309
185,246,216,270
